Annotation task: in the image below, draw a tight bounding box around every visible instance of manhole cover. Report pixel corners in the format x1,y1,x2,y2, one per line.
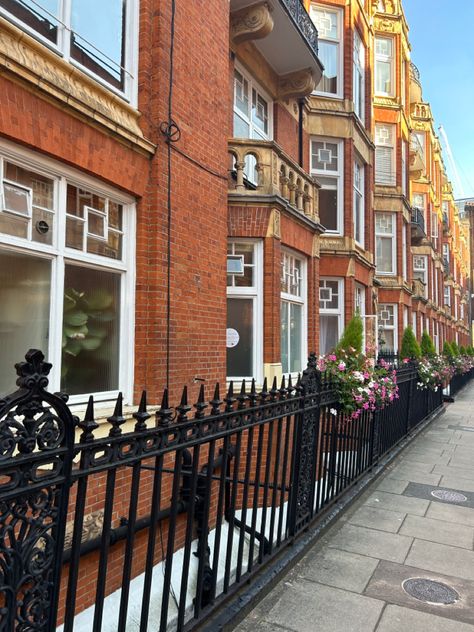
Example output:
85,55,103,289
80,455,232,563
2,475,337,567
402,578,459,604
431,489,467,503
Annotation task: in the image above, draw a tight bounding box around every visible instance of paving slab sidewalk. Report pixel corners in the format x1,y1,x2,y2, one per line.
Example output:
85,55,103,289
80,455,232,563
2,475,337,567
234,385,474,632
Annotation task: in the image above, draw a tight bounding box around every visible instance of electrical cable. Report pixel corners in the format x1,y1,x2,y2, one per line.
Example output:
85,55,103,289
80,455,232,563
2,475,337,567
165,0,177,391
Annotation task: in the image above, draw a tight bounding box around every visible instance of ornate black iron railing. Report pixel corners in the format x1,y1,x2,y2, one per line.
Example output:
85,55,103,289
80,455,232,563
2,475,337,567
280,0,319,56
0,350,466,631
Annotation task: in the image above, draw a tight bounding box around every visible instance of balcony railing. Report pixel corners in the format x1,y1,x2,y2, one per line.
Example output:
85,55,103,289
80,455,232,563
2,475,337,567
228,139,318,221
280,0,319,55
411,206,426,240
410,62,421,86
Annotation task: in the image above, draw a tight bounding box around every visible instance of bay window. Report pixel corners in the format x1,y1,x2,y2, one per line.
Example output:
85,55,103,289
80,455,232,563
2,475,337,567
375,36,394,96
353,30,365,122
378,304,397,352
353,158,364,246
227,240,262,380
311,138,343,234
280,250,306,375
375,124,396,186
0,144,135,400
375,212,396,275
0,0,137,99
319,278,343,355
310,6,343,98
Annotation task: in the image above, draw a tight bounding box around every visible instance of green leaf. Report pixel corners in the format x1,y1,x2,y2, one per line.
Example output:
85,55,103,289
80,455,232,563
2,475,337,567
89,310,115,323
85,290,114,310
64,311,88,326
63,338,83,356
63,293,77,312
86,324,107,339
63,324,88,338
81,336,103,351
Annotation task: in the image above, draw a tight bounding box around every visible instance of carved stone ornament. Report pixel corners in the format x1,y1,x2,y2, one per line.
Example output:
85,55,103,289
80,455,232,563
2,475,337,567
267,209,281,238
374,17,396,32
278,68,315,100
0,18,155,155
312,235,320,258
230,2,274,45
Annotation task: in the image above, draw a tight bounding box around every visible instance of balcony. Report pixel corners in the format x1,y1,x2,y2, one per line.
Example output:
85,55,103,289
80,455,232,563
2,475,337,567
230,0,323,97
411,206,426,242
228,138,319,222
409,134,425,178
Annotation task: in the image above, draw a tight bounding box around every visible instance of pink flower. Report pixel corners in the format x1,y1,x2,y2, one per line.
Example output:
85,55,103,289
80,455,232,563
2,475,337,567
328,354,337,362
338,362,346,371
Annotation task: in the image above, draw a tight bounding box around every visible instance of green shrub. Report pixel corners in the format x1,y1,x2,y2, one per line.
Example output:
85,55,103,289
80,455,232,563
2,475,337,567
400,326,421,360
336,313,363,356
443,341,454,359
420,331,436,357
460,345,467,355
451,341,460,356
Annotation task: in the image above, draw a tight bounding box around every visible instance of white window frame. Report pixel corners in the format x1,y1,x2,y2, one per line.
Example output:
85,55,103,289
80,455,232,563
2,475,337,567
355,283,366,351
375,212,396,276
378,304,398,352
412,311,417,338
353,158,365,247
0,1,139,106
310,137,344,235
0,138,136,404
412,192,427,226
375,124,396,186
402,221,407,281
310,5,344,99
444,285,451,307
413,255,428,299
226,239,263,383
319,277,344,355
431,211,439,248
401,139,407,196
353,30,365,123
375,36,394,96
280,248,307,377
233,63,273,141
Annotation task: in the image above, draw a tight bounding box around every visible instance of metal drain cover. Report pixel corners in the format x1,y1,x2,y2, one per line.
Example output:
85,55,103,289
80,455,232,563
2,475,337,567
431,489,467,503
402,578,459,604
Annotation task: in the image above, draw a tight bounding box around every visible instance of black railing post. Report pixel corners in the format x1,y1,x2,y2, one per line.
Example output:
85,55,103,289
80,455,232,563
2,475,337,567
406,364,415,431
0,350,75,632
287,354,321,536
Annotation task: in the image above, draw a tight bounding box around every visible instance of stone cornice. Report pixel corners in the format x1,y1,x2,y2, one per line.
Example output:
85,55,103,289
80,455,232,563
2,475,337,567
0,17,155,156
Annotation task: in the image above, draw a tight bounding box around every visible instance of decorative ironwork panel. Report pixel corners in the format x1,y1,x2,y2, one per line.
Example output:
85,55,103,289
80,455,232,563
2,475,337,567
288,354,322,534
0,350,75,632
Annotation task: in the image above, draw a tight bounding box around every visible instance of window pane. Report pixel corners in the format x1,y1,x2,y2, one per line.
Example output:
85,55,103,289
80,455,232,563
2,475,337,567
375,60,391,94
318,182,338,231
233,112,250,138
320,315,339,355
289,303,302,373
70,0,126,89
227,298,253,377
0,0,59,42
0,250,51,396
376,236,393,272
62,265,121,395
318,41,338,94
